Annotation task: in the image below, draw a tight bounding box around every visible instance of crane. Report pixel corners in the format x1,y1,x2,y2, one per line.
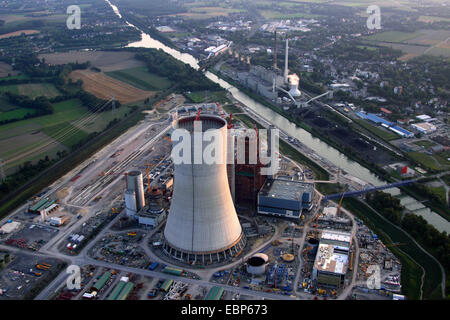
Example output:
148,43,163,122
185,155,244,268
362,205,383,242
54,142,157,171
227,113,234,129
336,192,345,215
145,161,151,194
215,102,225,118
194,108,202,122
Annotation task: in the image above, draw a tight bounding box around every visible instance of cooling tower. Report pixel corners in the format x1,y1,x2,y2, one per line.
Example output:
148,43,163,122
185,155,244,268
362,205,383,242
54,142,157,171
163,115,245,264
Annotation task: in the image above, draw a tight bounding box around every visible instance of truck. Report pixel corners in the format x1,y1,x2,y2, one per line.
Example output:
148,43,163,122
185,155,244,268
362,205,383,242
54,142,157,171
35,264,49,271
148,289,158,298
148,262,159,271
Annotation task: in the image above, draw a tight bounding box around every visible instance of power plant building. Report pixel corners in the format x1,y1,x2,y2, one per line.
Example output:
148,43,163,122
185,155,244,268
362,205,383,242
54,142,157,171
312,230,352,288
163,115,245,264
257,179,314,219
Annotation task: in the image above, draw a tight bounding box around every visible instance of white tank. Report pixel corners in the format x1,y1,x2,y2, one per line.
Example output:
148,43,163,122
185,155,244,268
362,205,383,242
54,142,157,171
246,253,269,275
164,115,245,264
289,83,301,97
127,171,145,210
124,190,137,217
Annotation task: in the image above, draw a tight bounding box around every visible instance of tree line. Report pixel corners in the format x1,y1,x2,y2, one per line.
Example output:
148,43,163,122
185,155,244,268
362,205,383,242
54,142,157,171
135,49,222,92
366,190,450,294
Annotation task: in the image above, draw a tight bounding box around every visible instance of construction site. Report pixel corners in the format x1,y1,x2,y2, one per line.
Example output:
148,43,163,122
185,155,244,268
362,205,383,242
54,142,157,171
0,92,404,301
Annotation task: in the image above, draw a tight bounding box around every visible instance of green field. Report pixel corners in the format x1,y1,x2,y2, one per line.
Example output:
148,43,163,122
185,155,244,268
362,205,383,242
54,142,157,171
259,10,321,20
428,186,447,205
18,83,61,98
418,16,450,23
434,150,450,166
365,31,422,43
0,83,60,98
0,95,19,111
0,98,137,173
0,108,37,121
106,67,172,91
353,119,399,141
408,151,445,171
413,140,437,149
41,122,89,148
0,85,19,94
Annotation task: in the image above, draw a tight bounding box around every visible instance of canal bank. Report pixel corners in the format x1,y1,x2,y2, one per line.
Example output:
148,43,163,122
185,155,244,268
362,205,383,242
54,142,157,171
105,0,449,233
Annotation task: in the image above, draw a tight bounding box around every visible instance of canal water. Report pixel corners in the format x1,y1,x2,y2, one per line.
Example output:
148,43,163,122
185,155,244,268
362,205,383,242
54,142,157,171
105,0,449,233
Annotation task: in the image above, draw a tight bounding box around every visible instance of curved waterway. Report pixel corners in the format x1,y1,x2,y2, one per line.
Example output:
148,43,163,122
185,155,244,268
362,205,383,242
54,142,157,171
105,0,450,233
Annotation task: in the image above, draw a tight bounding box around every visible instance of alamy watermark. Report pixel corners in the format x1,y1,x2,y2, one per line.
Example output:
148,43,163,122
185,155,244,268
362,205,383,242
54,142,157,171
67,5,81,30
171,123,279,176
366,5,381,30
366,264,381,290
66,264,81,290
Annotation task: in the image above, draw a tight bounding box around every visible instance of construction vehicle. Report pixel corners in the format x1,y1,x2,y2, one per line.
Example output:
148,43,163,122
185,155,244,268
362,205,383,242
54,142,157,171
35,264,49,271
318,288,326,295
41,262,52,268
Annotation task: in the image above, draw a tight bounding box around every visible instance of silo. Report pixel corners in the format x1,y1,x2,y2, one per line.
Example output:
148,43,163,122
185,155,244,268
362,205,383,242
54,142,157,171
124,190,137,217
246,253,269,275
163,115,245,264
306,237,319,257
127,171,145,210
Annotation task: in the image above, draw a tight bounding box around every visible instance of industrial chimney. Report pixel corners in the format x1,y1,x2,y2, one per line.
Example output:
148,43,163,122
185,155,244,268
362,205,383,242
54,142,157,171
163,115,245,264
126,171,145,211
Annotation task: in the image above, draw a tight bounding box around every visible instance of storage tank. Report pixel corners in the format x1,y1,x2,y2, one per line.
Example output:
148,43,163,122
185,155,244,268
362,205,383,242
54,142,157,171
306,237,319,257
147,188,164,214
125,190,137,217
126,171,145,210
246,253,269,275
163,115,245,264
288,83,301,97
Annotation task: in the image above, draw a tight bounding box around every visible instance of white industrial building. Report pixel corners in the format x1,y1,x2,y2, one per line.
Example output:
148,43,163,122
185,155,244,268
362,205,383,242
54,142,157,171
312,230,352,288
163,115,246,264
411,122,437,134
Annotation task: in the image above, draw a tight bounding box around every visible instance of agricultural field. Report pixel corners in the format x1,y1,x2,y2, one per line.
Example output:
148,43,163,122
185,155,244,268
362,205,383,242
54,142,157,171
105,67,172,91
259,10,321,20
0,99,132,174
0,96,19,112
0,83,60,98
0,13,66,26
0,108,37,122
418,16,450,23
39,51,147,72
0,29,39,39
69,70,155,104
364,29,450,59
413,140,437,149
0,62,18,78
172,6,243,19
407,151,446,171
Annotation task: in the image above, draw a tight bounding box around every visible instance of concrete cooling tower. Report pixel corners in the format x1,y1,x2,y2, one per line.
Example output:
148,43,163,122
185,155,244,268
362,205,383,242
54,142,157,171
163,114,245,264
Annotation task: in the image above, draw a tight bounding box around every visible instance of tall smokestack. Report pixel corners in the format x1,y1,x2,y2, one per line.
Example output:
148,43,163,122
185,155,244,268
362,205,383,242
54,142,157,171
284,38,289,83
274,30,277,69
